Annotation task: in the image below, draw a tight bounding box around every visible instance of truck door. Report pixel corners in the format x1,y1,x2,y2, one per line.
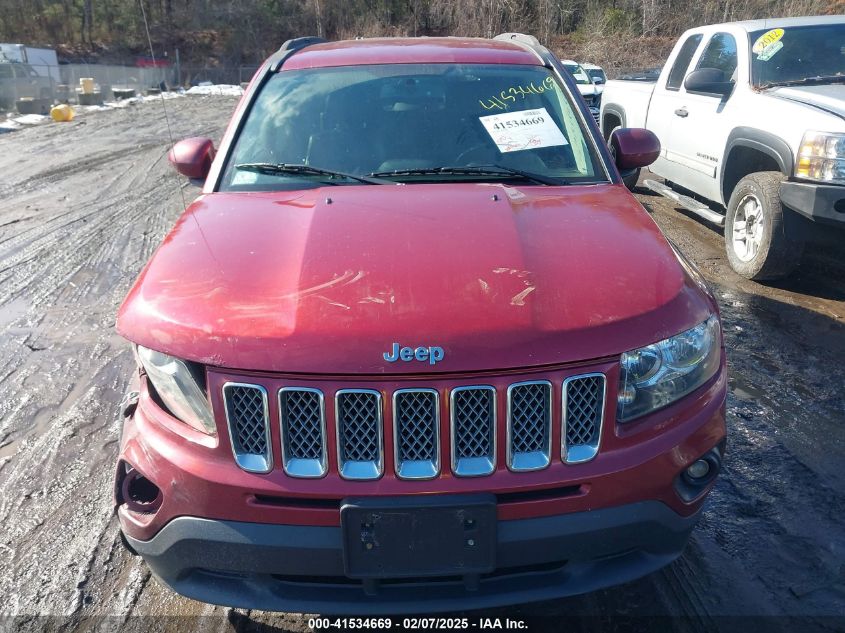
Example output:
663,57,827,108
645,33,704,184
662,32,739,202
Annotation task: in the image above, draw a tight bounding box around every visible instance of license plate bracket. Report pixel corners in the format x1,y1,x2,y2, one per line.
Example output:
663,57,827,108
341,494,497,579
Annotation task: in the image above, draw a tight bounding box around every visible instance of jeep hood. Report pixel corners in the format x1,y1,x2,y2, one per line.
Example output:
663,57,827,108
768,84,845,120
117,183,713,374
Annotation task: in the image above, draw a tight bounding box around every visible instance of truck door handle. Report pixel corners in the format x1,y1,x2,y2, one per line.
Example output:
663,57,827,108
675,107,689,118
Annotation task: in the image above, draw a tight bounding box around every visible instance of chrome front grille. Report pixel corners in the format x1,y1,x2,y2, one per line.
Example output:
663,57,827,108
220,371,606,477
562,374,606,464
279,388,327,478
393,389,440,479
507,381,552,471
336,389,383,480
223,383,272,473
451,386,496,477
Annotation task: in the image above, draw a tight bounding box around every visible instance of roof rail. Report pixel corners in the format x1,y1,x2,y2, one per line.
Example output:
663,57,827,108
493,32,553,66
494,31,564,72
269,36,327,72
494,32,542,48
279,36,327,53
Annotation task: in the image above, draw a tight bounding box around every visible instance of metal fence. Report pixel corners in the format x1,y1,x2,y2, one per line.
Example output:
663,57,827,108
1,63,57,111
1,61,181,112
61,63,175,97
178,64,260,87
0,61,261,113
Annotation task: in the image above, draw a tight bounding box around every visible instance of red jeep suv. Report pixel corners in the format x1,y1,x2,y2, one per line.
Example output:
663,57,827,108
114,34,727,613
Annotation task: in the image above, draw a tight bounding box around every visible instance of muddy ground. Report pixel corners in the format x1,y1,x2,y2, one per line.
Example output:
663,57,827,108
0,96,842,632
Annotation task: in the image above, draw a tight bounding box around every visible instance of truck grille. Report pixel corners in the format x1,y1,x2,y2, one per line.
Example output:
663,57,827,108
336,389,383,480
223,383,272,473
507,381,552,471
279,388,327,478
393,389,440,480
562,374,606,463
450,386,496,477
218,371,607,477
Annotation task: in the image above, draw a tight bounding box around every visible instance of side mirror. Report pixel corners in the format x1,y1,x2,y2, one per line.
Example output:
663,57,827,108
168,137,215,180
684,68,734,97
593,77,605,85
609,127,661,171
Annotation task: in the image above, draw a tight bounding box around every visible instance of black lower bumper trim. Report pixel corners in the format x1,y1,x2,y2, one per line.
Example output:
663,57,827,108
126,500,700,614
781,181,845,226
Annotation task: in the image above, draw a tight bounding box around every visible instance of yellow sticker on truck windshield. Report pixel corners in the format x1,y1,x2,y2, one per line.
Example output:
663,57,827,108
753,28,784,61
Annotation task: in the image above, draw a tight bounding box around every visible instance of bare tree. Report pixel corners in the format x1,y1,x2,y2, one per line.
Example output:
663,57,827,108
313,0,323,38
0,0,835,70
82,0,93,45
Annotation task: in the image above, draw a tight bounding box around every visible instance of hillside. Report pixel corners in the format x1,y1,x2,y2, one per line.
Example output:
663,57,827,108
1,0,840,75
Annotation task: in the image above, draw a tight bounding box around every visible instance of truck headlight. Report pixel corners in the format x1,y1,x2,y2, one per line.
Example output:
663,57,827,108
617,317,721,422
796,131,845,184
136,345,216,435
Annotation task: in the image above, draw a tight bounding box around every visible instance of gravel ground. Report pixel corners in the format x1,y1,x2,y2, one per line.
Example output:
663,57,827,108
0,96,842,632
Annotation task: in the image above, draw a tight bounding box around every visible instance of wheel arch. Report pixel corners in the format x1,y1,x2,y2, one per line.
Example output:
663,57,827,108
601,105,626,140
721,128,792,206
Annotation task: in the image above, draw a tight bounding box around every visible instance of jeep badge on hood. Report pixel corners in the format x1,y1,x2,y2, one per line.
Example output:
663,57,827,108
383,343,445,365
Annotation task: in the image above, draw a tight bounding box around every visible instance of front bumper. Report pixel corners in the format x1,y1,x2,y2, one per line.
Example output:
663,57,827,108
127,499,700,614
117,360,727,611
781,181,845,226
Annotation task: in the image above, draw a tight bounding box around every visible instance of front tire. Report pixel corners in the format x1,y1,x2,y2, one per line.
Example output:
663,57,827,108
724,171,803,280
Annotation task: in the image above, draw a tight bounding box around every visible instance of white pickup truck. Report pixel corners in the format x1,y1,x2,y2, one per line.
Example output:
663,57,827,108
601,16,845,280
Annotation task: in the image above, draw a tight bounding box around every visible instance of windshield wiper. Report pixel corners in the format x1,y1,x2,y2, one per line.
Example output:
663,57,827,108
367,164,563,186
235,163,393,185
759,74,845,89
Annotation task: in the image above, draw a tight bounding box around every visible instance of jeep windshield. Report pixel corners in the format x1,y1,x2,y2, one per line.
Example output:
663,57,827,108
751,23,845,88
220,63,605,191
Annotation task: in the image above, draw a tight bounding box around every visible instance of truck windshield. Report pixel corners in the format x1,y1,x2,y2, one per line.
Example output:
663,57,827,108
221,63,604,191
586,69,606,83
750,23,845,88
562,63,591,85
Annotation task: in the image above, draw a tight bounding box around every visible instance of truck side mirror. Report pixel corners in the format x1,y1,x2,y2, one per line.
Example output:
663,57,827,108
609,127,661,171
684,68,734,97
593,77,605,85
168,137,216,180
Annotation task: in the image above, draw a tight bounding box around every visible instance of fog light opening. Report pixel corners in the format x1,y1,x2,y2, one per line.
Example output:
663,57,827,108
685,458,711,480
121,467,162,514
675,446,723,502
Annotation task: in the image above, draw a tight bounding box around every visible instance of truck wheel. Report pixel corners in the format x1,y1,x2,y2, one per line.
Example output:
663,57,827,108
724,171,803,280
608,125,640,191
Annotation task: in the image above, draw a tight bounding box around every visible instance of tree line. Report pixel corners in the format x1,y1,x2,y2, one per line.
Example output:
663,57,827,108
0,0,839,73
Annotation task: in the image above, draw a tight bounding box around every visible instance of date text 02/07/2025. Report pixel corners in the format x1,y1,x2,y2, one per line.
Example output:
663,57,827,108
308,617,529,630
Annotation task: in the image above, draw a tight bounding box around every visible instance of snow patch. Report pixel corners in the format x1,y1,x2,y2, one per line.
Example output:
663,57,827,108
186,84,244,97
12,114,50,126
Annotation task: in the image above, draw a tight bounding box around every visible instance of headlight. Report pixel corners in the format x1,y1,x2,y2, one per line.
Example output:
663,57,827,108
617,316,721,422
136,345,216,435
796,131,845,184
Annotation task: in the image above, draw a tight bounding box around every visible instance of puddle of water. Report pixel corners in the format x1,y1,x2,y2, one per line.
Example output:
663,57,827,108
732,379,766,403
0,436,20,460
